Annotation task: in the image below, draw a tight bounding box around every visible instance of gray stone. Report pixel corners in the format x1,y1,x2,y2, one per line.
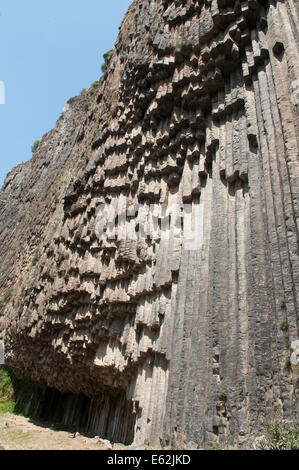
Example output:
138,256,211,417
0,0,298,451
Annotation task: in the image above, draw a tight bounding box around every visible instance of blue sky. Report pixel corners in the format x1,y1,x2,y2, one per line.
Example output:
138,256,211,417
0,0,132,186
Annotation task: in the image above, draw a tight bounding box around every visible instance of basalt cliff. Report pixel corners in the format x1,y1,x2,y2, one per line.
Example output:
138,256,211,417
0,0,298,449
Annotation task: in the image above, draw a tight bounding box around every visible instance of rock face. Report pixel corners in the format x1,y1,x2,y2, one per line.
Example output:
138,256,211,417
0,0,298,448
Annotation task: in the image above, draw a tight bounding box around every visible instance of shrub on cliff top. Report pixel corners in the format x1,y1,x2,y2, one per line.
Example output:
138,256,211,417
101,49,114,73
31,140,40,154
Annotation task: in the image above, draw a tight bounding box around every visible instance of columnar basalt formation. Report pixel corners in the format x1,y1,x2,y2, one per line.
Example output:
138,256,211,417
0,0,298,448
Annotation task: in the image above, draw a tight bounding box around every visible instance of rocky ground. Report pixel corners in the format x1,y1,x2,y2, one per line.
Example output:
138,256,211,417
0,413,134,450
1,0,298,448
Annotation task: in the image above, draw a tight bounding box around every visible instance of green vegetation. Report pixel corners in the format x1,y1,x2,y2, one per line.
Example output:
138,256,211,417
90,80,100,89
219,387,227,401
280,297,286,309
0,366,43,418
0,398,15,415
31,140,41,154
258,423,299,450
0,367,18,415
101,49,114,73
0,287,14,304
88,80,100,98
280,316,288,332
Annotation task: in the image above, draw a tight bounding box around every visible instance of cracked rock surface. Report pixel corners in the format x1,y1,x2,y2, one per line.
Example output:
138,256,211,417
0,0,298,448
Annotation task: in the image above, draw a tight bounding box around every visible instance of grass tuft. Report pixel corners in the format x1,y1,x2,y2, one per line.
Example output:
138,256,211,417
258,423,299,450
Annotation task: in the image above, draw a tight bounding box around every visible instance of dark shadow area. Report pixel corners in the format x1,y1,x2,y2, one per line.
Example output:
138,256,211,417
0,365,136,445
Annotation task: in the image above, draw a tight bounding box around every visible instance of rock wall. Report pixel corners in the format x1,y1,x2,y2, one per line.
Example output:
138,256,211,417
0,0,298,448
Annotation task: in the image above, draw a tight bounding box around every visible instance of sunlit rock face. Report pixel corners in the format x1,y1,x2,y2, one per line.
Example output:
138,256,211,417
0,0,298,448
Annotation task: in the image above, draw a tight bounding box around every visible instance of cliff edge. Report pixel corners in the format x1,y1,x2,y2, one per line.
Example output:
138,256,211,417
0,0,298,448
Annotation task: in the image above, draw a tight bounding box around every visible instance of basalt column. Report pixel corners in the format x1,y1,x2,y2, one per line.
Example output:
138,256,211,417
0,0,298,448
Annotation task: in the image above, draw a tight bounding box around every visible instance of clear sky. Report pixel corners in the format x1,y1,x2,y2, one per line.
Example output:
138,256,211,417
0,0,132,186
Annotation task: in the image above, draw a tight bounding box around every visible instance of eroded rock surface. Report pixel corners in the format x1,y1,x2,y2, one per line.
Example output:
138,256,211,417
0,0,298,448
